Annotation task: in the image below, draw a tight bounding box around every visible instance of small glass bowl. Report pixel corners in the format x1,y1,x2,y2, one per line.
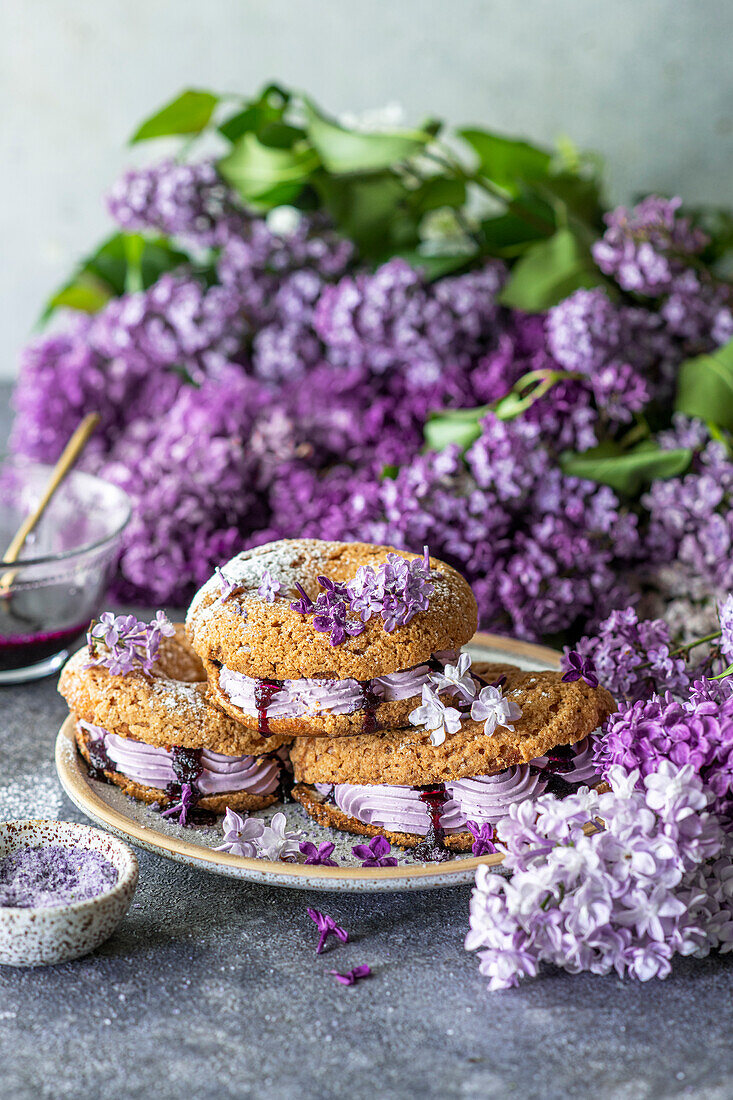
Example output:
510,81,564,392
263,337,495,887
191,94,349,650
0,455,131,684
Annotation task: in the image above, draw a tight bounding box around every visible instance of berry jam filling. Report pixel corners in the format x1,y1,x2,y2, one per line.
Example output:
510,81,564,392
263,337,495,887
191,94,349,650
358,681,381,734
170,746,203,786
254,679,282,734
278,765,295,803
85,736,116,782
414,784,452,862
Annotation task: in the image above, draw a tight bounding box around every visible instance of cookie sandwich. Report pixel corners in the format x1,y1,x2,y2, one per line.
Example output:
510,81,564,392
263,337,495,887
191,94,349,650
59,615,289,823
290,662,615,858
186,539,478,738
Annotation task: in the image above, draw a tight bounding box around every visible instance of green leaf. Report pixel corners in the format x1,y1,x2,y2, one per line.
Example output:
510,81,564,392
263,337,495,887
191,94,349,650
499,228,605,311
41,233,188,320
218,132,319,208
46,273,114,315
423,406,488,452
316,171,420,259
395,250,476,281
218,84,290,143
408,176,466,213
460,129,552,195
479,211,547,257
304,99,430,174
675,340,733,431
130,89,218,143
560,442,692,496
533,172,605,229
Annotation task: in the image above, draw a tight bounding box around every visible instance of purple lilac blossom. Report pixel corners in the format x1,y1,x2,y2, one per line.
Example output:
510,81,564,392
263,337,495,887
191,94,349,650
329,966,372,986
299,841,339,867
307,908,349,954
86,611,175,675
466,762,733,990
568,607,690,703
595,686,733,821
351,836,399,868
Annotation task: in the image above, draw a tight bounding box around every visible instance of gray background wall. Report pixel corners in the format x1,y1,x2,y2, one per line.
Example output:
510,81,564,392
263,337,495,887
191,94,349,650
2,0,732,381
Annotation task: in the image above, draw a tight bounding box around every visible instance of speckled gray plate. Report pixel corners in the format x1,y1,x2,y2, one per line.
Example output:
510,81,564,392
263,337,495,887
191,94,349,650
55,632,559,892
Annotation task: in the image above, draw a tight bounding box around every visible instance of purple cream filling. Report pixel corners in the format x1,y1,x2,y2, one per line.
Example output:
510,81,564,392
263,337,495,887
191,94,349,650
79,721,280,796
218,650,458,720
325,737,601,835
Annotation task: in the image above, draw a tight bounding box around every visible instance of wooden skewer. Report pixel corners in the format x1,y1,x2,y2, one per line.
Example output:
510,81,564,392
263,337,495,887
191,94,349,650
0,413,101,594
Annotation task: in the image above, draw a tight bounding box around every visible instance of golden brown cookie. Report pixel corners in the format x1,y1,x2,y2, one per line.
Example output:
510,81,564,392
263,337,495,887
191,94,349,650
187,540,477,735
58,624,289,757
186,539,477,680
289,670,615,786
74,719,279,813
293,784,474,851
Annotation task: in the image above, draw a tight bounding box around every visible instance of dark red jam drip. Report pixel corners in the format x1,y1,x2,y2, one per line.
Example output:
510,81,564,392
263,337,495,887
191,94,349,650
86,736,115,782
359,681,381,734
414,785,452,863
541,772,575,798
543,743,576,774
254,680,282,734
278,762,295,803
170,747,203,786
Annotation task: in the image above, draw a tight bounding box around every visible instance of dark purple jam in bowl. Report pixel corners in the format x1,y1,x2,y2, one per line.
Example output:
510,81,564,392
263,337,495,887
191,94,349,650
0,456,130,683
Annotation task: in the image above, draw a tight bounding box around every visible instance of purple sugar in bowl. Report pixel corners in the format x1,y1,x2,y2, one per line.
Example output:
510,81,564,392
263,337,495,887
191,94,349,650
0,456,131,684
0,820,138,966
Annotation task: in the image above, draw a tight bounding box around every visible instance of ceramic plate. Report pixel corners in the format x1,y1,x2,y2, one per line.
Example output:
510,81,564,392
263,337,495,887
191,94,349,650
55,632,560,893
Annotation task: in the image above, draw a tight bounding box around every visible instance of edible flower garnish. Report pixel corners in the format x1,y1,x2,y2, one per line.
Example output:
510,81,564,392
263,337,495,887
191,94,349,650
214,808,266,857
307,908,349,954
257,569,282,602
466,821,498,856
351,835,398,867
408,684,463,746
299,840,339,867
86,611,175,676
290,582,315,615
255,812,302,861
348,545,438,632
561,649,599,688
330,966,372,986
215,566,240,601
161,782,195,827
429,652,477,702
470,685,522,736
311,576,366,646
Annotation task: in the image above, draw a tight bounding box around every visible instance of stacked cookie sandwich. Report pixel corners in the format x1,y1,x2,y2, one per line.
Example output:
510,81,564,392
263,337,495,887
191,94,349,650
186,539,614,859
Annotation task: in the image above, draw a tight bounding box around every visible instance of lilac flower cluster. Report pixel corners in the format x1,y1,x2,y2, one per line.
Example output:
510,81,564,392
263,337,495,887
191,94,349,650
466,764,733,989
595,682,733,821
291,575,366,646
86,610,175,675
347,547,437,631
107,159,249,249
11,167,733,645
563,607,691,702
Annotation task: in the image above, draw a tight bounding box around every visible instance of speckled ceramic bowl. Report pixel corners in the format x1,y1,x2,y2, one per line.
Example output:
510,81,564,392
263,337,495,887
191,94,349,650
0,820,138,966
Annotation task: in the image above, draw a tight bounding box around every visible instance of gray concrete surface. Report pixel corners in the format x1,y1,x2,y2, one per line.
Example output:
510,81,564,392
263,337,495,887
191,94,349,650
1,388,732,1100
3,0,733,380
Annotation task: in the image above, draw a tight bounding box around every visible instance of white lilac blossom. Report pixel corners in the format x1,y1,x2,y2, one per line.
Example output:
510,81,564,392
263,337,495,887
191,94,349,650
257,570,282,602
429,652,477,702
470,685,522,737
86,611,175,675
214,809,302,861
408,684,464,746
214,808,266,857
255,812,303,861
466,763,733,990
